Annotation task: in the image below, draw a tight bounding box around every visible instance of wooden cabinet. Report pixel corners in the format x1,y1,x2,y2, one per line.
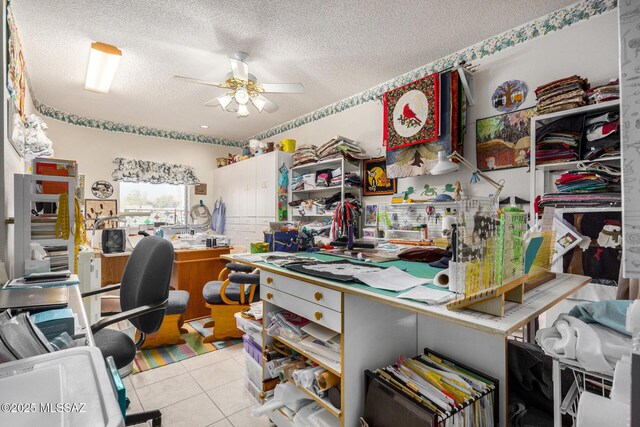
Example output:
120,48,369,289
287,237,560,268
212,151,292,247
170,247,230,320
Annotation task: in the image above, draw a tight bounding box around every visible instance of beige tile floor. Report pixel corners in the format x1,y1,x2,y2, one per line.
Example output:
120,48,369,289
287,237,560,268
125,343,275,427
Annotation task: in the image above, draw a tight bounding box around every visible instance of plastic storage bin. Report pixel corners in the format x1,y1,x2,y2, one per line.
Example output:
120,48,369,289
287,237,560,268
234,312,263,347
244,374,274,404
244,349,263,389
0,347,124,426
243,334,262,365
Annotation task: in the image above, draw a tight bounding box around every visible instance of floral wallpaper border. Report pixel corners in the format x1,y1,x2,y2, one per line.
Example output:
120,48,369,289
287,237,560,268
251,0,617,141
31,96,246,148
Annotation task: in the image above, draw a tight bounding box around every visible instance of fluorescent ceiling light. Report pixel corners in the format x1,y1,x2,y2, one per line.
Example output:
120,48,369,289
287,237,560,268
200,125,209,129
84,42,122,93
218,94,233,110
237,104,249,117
252,97,266,113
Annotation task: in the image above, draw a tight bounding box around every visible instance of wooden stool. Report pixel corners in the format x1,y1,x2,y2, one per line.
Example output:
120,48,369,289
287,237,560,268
140,290,190,348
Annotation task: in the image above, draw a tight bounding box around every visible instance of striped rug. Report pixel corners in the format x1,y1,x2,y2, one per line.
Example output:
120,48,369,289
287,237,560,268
132,318,241,373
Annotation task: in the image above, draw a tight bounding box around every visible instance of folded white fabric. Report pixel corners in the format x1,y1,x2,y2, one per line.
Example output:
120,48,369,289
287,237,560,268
576,391,629,427
536,314,631,373
611,356,632,405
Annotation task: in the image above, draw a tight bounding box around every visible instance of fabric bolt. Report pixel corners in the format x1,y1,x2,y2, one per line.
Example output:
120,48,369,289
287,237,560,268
568,300,633,336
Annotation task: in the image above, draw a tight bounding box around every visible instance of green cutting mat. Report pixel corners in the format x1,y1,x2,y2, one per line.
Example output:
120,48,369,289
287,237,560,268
261,252,449,298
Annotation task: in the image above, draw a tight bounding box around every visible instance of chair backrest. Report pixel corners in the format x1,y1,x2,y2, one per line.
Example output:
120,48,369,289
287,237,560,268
120,236,174,334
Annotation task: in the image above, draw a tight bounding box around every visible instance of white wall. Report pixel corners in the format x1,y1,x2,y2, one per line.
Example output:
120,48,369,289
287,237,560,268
274,11,620,207
46,120,241,212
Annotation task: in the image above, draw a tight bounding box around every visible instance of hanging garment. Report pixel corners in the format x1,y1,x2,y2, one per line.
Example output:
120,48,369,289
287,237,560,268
211,199,226,234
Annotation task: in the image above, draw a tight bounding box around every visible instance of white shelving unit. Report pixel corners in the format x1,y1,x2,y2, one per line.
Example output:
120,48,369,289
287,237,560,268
288,157,361,224
529,100,621,219
529,101,622,299
14,174,76,277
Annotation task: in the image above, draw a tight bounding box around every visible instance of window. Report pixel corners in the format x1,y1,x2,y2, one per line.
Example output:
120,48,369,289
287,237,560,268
119,182,187,226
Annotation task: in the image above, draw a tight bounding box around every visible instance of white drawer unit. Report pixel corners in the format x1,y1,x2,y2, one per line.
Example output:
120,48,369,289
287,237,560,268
261,272,342,312
261,285,342,334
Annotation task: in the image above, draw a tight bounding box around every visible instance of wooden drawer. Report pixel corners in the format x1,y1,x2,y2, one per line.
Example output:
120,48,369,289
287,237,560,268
261,285,341,333
260,271,342,312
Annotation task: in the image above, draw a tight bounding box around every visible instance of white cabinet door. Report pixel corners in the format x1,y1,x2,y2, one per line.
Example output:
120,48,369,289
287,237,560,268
255,154,276,218
239,159,257,217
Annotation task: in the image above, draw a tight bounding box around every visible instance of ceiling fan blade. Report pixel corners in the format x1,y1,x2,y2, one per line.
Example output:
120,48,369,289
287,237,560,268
229,58,248,81
259,83,304,93
173,75,225,87
252,94,278,113
204,97,220,107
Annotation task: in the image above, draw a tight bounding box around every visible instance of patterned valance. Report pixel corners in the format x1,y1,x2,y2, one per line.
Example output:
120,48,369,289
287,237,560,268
112,157,199,185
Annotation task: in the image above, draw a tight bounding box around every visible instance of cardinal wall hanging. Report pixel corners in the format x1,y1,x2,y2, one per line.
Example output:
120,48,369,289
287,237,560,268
383,73,439,151
386,70,466,178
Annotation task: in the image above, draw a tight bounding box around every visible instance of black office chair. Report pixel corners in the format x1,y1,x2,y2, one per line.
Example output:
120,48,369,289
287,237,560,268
82,236,174,427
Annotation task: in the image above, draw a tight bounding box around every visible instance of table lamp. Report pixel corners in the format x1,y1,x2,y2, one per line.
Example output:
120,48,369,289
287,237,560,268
430,150,504,205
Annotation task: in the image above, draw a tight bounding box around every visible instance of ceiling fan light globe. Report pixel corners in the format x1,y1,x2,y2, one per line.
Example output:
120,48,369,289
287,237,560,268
234,88,250,105
217,95,233,110
252,97,267,113
237,104,250,117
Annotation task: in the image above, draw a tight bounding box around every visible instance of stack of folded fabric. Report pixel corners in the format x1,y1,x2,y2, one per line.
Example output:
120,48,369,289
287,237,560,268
538,192,621,209
535,130,580,165
292,145,318,167
316,136,367,162
555,169,620,193
587,79,619,104
315,169,332,188
583,111,620,160
291,175,305,191
535,75,589,115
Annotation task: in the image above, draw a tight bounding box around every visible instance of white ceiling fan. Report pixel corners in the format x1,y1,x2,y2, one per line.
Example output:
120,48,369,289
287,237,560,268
174,52,304,118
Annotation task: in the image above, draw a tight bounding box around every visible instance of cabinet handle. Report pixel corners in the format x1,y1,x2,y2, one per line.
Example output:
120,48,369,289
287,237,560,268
314,292,323,301
314,311,323,321
266,277,273,284
266,292,273,300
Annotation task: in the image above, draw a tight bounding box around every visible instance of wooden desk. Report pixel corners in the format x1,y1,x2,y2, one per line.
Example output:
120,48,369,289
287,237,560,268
97,247,230,321
224,253,589,427
98,251,132,286
171,247,230,320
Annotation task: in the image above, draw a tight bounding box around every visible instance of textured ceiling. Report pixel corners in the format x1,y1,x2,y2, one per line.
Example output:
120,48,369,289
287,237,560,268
13,0,576,141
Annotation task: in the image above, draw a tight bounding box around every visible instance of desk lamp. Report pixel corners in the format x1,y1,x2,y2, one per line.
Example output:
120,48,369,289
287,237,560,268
430,150,504,206
90,212,151,249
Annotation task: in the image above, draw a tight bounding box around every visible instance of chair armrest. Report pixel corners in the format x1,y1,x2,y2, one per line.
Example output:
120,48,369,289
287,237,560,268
82,284,121,298
90,299,168,335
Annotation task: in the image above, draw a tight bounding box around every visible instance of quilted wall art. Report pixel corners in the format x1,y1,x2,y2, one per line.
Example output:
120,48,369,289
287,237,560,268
386,70,467,178
384,73,439,151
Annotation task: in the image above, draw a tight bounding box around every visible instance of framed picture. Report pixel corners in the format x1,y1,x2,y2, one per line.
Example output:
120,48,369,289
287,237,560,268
365,205,378,227
85,199,118,230
90,180,114,199
384,73,439,150
363,157,397,196
476,107,536,172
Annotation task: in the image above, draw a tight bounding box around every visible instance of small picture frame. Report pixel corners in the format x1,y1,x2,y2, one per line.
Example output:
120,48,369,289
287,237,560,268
365,205,379,227
85,199,118,230
363,157,397,196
